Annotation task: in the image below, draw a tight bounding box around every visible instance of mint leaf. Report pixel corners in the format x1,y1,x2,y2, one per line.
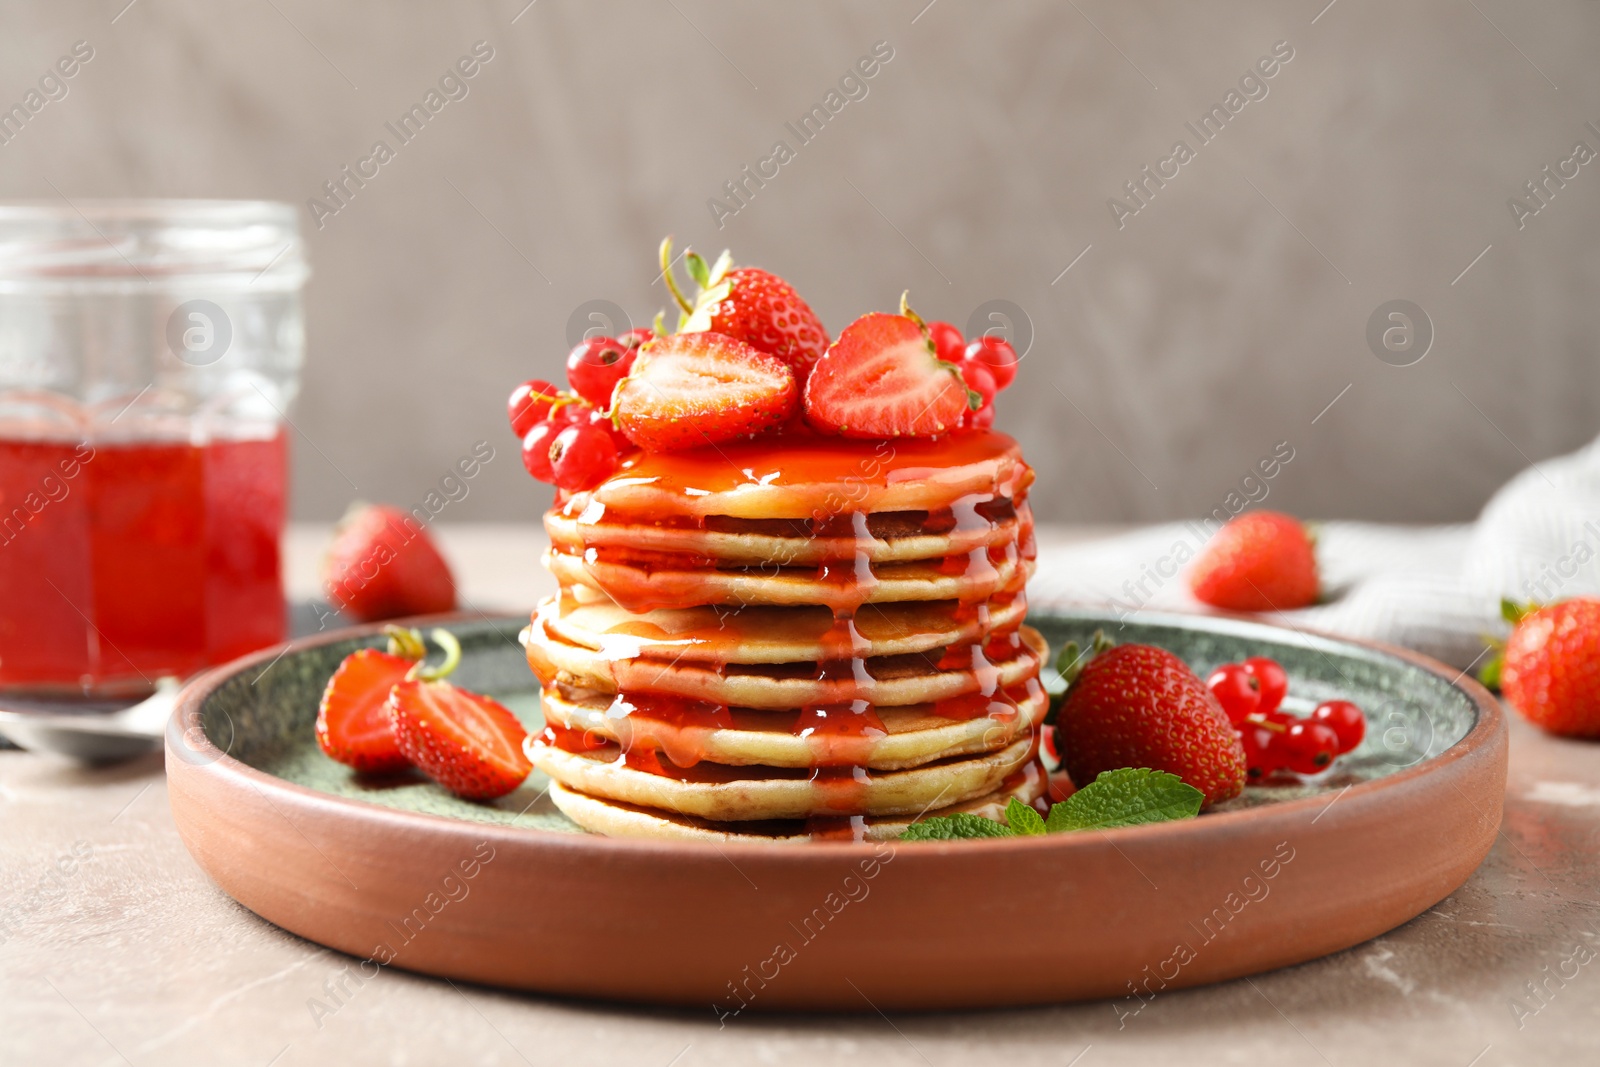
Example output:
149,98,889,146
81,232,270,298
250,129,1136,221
1044,768,1203,832
899,813,1015,841
1005,797,1046,835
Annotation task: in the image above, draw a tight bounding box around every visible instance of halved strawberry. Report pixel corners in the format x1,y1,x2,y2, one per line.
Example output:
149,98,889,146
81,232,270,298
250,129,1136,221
612,332,798,452
662,238,829,381
804,307,974,438
388,679,532,800
315,627,426,773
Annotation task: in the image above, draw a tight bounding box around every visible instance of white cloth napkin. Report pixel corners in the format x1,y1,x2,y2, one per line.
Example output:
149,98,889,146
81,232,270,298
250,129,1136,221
1029,433,1600,671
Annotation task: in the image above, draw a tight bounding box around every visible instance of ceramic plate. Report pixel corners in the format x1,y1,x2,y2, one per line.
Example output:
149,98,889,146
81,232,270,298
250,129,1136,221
167,609,1505,1011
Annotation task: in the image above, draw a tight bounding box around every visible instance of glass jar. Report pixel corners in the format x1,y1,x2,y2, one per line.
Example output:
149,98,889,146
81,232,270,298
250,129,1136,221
0,200,307,696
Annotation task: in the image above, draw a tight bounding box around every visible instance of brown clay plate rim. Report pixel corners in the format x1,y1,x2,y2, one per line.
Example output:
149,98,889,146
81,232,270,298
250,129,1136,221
167,609,1504,858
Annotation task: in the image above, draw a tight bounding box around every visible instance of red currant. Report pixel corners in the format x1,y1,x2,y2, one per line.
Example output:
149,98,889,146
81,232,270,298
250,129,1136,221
619,327,656,350
520,421,559,482
548,424,620,491
1243,657,1289,714
1206,663,1260,725
1309,700,1365,753
508,379,560,438
964,336,1018,391
927,321,966,364
585,406,632,455
1281,721,1341,775
1238,722,1281,781
566,337,633,407
958,359,997,410
965,404,995,430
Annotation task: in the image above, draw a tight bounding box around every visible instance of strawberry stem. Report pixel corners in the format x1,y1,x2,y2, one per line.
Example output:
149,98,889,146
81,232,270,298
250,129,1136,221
898,290,927,332
409,628,463,682
383,625,426,660
659,237,694,315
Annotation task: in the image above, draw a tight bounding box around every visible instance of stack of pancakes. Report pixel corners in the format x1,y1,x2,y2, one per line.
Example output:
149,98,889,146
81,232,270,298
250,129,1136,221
521,431,1048,843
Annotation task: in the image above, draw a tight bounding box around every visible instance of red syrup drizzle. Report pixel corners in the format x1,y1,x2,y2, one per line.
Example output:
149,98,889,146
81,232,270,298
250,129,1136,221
798,511,885,840
602,692,733,770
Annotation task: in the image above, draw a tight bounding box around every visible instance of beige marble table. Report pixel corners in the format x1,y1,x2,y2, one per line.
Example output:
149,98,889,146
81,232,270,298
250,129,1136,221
3,524,1598,1066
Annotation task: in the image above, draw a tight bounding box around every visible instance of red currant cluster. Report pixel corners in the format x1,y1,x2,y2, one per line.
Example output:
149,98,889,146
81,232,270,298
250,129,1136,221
924,322,1019,429
1205,657,1365,780
507,328,652,491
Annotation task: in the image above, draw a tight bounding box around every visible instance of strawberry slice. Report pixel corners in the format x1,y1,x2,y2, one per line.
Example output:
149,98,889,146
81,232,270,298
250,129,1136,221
385,629,531,800
315,627,426,773
662,238,829,382
612,332,798,452
804,307,974,438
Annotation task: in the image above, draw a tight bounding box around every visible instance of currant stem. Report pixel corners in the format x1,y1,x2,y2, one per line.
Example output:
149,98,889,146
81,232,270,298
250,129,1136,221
659,236,694,315
409,628,463,682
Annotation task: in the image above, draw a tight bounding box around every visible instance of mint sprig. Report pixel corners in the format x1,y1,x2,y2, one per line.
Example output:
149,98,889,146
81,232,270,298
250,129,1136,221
898,768,1203,841
899,812,1017,840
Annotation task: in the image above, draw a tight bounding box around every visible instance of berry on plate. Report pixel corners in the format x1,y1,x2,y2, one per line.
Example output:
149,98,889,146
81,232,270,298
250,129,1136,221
315,625,427,773
1485,597,1600,737
612,331,798,452
1188,510,1318,612
663,238,829,381
1280,720,1340,775
1051,634,1247,807
804,297,977,439
1308,699,1366,752
1243,656,1289,714
1205,662,1260,725
386,629,533,800
322,504,457,623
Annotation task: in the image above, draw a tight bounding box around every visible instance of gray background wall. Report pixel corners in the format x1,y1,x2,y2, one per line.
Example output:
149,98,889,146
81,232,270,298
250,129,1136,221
4,0,1597,525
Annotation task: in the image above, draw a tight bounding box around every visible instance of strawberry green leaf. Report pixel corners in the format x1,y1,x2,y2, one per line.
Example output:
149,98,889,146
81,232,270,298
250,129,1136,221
899,812,1016,840
1501,598,1538,625
1044,768,1203,832
1478,651,1504,692
1005,797,1046,835
686,251,710,289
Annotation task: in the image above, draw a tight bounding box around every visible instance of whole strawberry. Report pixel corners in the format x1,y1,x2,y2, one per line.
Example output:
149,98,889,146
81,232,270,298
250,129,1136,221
1486,598,1600,737
1053,637,1246,807
662,238,828,381
1189,510,1318,612
322,503,457,622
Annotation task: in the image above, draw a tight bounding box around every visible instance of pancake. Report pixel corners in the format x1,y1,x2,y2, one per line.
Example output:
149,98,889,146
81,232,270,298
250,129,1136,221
538,680,1048,771
545,500,1032,567
545,761,1046,843
529,734,1037,822
524,429,1044,840
537,592,1030,665
554,432,1033,522
544,548,1034,613
524,623,1048,710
